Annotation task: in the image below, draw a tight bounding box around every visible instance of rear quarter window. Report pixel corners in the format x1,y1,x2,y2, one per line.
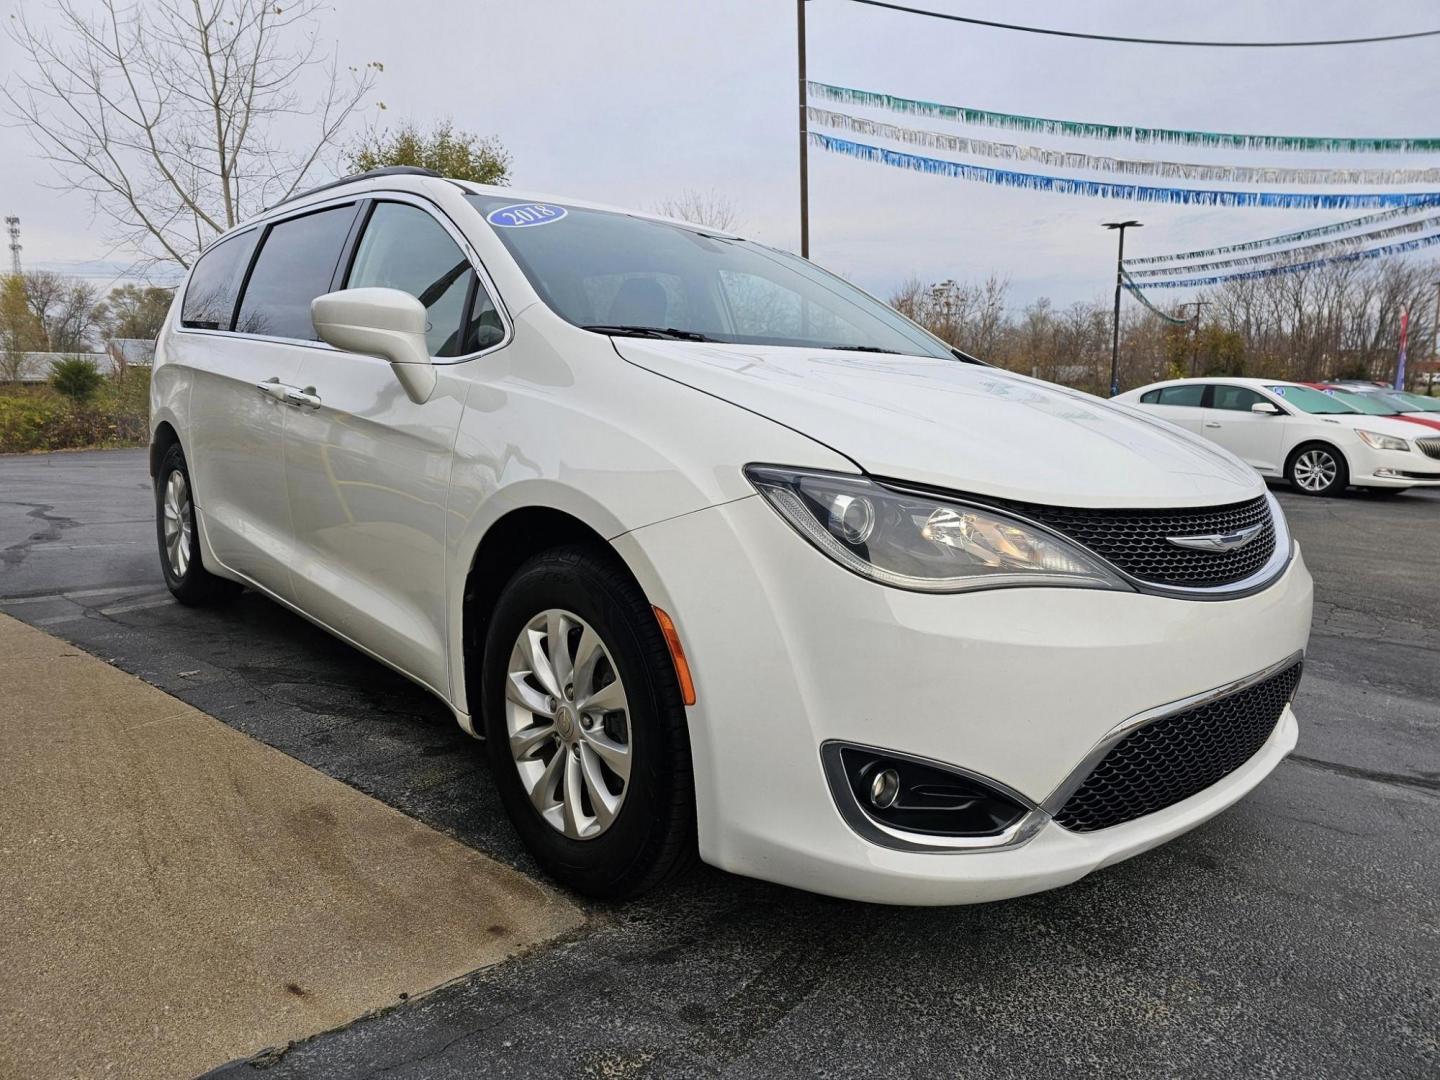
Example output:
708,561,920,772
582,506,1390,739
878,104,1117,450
181,230,258,330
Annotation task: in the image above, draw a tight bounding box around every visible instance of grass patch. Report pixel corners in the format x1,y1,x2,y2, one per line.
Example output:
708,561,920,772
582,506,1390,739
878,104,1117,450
0,370,150,453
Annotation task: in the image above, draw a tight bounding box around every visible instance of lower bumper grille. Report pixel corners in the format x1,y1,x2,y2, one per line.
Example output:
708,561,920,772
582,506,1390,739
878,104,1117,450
1054,660,1303,832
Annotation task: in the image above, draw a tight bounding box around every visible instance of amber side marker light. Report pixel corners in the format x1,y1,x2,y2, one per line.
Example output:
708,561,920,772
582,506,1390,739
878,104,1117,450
652,606,696,706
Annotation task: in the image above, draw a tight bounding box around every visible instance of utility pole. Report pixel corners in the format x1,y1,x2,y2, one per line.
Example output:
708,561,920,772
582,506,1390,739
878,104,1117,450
1180,300,1212,376
3,217,19,275
797,0,810,258
1103,220,1141,397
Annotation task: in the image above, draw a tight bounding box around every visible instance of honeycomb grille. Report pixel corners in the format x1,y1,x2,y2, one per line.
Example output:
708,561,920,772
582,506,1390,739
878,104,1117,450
980,494,1276,588
1416,437,1440,461
1054,661,1302,832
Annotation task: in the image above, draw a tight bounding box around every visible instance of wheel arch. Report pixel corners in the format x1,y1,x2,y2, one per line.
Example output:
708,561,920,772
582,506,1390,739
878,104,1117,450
457,504,656,727
149,419,181,479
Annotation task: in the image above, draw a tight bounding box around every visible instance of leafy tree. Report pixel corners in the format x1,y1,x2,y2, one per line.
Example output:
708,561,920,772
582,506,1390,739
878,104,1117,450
5,1,380,271
50,356,105,403
96,285,175,342
349,120,511,185
0,274,46,382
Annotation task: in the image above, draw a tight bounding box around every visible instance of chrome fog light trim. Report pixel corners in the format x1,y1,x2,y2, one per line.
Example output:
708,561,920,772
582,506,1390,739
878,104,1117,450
821,742,1048,853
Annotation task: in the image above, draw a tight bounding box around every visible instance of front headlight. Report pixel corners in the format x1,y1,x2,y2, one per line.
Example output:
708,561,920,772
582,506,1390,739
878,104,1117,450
1356,429,1410,452
745,466,1131,594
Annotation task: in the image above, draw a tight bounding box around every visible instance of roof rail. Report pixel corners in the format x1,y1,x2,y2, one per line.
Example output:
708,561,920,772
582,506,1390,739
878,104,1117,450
269,166,443,209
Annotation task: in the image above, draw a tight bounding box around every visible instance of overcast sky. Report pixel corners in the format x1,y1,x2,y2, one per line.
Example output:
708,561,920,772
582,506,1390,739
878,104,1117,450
3,0,1438,307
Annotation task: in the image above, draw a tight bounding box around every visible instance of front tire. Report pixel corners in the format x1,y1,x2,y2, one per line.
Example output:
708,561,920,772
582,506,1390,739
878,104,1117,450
1286,443,1348,497
481,545,696,900
155,442,241,606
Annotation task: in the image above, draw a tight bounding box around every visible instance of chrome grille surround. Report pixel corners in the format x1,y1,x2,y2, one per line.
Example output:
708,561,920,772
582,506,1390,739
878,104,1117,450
873,479,1294,600
1045,653,1304,833
974,495,1276,588
1416,436,1440,461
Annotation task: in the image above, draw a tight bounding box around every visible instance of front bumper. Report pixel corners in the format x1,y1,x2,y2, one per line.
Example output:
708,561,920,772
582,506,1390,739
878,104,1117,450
614,494,1314,906
1350,442,1440,487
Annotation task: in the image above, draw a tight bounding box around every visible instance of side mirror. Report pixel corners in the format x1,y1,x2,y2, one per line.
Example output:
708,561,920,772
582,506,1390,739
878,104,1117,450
312,288,436,403
1251,401,1281,416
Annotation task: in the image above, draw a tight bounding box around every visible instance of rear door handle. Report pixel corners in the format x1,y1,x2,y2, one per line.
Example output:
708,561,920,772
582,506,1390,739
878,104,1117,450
282,386,322,410
1204,422,1222,428
256,377,289,401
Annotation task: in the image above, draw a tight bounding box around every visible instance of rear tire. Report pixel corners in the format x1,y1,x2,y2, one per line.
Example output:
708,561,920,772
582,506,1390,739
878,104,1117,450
481,545,696,900
155,442,242,606
1286,443,1348,497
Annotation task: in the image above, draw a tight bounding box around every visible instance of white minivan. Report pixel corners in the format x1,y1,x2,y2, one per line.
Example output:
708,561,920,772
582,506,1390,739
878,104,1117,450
151,167,1313,904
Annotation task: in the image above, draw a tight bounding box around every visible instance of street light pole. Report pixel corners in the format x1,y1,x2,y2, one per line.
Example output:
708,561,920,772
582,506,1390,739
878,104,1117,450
1103,220,1141,397
797,0,810,259
1181,300,1212,376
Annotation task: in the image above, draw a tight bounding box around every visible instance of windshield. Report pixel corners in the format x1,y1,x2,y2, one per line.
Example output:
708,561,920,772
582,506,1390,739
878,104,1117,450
1267,385,1359,414
1390,390,1440,412
1322,388,1399,415
467,195,952,358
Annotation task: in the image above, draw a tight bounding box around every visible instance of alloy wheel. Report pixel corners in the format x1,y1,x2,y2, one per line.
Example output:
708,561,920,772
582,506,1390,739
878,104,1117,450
505,609,632,840
1293,449,1338,493
162,469,192,578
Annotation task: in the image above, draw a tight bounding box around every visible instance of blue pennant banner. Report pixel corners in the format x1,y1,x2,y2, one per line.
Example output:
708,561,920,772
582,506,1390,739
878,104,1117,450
1126,205,1436,265
1121,272,1196,324
1125,214,1440,277
808,107,1440,186
809,133,1440,210
1138,232,1440,288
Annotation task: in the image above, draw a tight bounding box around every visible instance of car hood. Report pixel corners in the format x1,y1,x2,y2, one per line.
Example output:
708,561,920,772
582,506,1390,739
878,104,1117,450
1315,412,1440,437
614,341,1264,508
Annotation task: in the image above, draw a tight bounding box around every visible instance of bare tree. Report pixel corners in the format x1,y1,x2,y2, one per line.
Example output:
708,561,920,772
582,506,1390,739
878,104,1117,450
654,189,741,232
19,271,101,352
891,255,1439,394
5,0,381,271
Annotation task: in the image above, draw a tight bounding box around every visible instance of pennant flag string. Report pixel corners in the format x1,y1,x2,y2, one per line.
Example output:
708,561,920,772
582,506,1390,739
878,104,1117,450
808,81,1440,154
809,132,1440,210
1121,272,1195,323
1124,214,1440,277
1124,205,1433,264
808,107,1440,186
1137,231,1440,288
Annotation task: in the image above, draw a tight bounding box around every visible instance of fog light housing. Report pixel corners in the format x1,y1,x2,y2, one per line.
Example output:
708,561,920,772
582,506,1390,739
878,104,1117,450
869,767,901,809
823,743,1036,848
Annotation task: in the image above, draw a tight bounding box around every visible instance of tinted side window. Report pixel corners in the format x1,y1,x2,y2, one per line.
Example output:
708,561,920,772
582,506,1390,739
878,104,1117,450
346,202,500,356
1139,389,1160,404
235,205,357,339
1211,385,1265,412
181,230,258,330
1156,384,1206,407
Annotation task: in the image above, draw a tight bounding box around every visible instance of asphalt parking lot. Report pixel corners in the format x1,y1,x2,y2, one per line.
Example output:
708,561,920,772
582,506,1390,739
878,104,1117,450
2,448,1436,1079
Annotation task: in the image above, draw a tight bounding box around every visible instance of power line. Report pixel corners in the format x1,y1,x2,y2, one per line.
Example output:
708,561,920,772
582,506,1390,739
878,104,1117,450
842,1,1440,47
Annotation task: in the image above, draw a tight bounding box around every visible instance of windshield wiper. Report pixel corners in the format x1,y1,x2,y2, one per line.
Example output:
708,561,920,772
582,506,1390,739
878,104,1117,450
582,324,717,342
825,344,903,354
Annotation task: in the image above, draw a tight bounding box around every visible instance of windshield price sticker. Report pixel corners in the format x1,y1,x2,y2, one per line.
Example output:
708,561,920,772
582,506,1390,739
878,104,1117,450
487,203,567,228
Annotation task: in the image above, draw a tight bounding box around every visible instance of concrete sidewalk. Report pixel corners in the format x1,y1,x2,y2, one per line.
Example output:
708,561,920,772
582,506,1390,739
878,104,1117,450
0,614,582,1079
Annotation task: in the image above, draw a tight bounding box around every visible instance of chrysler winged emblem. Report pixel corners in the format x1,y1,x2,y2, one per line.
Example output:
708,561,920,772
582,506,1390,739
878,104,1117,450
1165,523,1265,553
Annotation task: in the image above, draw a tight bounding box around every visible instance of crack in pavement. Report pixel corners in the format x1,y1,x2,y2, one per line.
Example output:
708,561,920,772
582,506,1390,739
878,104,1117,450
1287,754,1440,797
0,502,80,570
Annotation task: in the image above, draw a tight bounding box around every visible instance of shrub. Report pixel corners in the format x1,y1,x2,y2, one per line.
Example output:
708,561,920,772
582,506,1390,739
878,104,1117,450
0,369,150,453
50,357,105,403
0,396,63,452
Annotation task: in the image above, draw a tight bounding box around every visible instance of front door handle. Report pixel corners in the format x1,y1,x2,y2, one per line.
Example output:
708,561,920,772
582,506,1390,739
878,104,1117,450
256,377,288,401
282,385,322,410
1204,421,1222,428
